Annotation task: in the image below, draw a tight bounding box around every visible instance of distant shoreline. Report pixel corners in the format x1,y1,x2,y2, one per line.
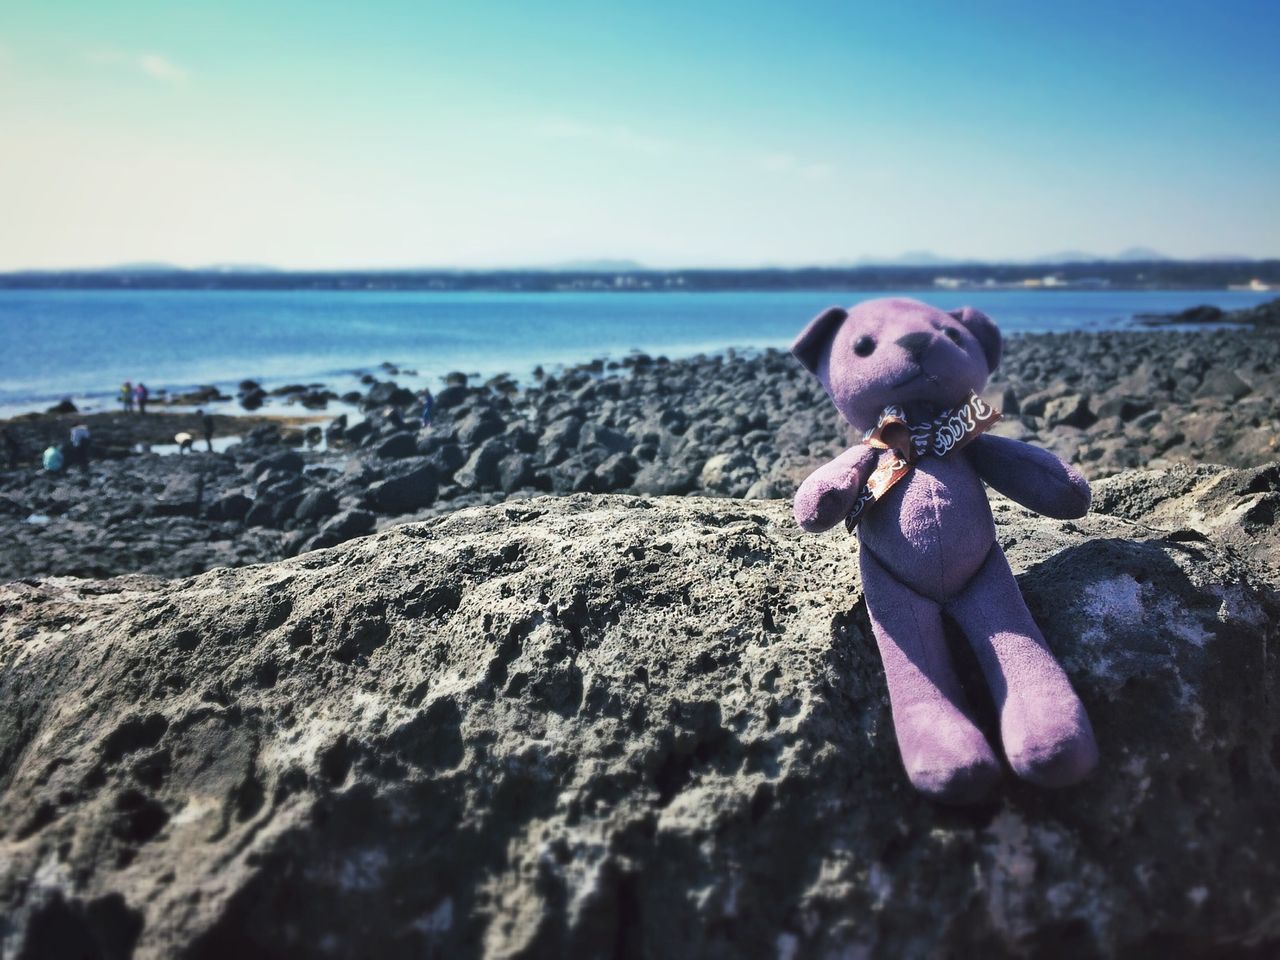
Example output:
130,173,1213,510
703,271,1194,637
0,259,1276,293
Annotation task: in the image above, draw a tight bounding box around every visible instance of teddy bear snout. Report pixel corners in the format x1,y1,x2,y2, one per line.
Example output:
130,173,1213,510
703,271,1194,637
894,332,933,361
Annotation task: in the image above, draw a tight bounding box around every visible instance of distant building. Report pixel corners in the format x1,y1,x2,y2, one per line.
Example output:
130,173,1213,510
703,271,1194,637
1228,278,1272,292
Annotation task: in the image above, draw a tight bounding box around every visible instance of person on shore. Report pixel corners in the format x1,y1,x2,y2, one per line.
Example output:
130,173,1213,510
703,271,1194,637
120,381,134,413
42,444,64,473
419,388,434,428
135,382,149,415
2,426,20,469
199,409,215,452
69,423,91,474
175,431,195,454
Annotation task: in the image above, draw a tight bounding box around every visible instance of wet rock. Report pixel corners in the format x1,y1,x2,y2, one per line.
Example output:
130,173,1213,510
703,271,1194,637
434,385,469,410
541,416,584,465
1095,396,1153,422
300,390,335,410
206,491,252,522
578,422,632,457
342,419,373,447
455,410,504,448
1042,393,1096,429
375,432,419,460
362,382,415,410
151,474,205,517
293,488,340,524
253,450,304,476
366,464,438,515
239,387,267,411
699,451,756,494
593,452,639,491
318,508,375,542
243,497,277,528
425,443,466,479
1194,369,1252,400
454,439,511,491
169,385,229,405
496,452,536,493
632,461,698,496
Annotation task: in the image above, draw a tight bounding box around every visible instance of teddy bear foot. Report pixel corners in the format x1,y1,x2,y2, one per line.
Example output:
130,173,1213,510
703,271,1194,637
906,754,1002,805
1005,719,1099,788
899,709,1003,804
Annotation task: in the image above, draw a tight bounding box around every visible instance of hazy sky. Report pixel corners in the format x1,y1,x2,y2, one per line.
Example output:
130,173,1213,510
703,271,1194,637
2,0,1277,269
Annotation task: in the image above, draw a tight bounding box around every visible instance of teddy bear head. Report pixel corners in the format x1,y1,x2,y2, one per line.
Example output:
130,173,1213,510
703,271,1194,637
791,297,1002,431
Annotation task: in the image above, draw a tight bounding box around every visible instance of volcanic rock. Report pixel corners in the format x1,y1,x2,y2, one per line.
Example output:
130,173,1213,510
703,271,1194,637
2,478,1278,957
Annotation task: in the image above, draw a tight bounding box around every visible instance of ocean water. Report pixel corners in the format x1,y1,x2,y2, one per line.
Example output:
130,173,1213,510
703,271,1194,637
0,288,1271,418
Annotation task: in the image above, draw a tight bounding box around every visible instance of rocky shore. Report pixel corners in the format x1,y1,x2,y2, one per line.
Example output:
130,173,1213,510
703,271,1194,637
2,468,1278,957
1,326,1279,581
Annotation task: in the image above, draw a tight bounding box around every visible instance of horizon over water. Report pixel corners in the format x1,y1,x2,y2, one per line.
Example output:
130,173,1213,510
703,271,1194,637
0,288,1271,419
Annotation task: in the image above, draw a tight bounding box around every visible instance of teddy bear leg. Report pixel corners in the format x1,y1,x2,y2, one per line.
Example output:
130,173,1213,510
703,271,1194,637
947,546,1099,788
860,549,1002,804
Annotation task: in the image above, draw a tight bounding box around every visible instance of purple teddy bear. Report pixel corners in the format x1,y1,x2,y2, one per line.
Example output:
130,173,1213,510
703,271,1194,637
792,297,1098,803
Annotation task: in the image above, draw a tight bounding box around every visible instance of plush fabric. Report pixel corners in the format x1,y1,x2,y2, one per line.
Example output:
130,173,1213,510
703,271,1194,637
792,297,1097,803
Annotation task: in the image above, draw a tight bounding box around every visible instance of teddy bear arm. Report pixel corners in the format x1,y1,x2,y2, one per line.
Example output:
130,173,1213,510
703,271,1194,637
794,444,878,532
966,434,1091,519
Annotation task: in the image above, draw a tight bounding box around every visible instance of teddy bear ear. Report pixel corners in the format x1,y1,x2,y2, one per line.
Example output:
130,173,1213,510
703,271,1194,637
948,306,1002,372
791,306,848,375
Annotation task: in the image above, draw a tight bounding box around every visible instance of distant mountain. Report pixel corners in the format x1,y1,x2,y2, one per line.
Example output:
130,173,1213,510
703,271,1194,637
203,263,282,274
94,262,186,273
539,259,649,272
1113,246,1172,262
1199,253,1256,262
30,262,279,274
841,249,1184,268
1029,251,1105,264
849,251,971,267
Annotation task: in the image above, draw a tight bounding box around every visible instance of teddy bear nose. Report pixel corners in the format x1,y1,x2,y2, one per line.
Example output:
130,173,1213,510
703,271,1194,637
894,332,933,361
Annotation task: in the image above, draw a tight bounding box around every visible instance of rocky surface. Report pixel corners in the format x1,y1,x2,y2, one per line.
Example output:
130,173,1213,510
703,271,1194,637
2,328,1280,582
0,410,313,463
2,470,1279,958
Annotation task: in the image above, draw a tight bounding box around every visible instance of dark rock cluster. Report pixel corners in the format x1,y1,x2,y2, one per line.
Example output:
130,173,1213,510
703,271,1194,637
1135,294,1280,328
1,328,1278,581
984,329,1280,478
1,471,1278,957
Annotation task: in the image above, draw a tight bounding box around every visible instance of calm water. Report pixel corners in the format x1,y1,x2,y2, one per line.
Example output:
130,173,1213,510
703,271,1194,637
0,288,1271,418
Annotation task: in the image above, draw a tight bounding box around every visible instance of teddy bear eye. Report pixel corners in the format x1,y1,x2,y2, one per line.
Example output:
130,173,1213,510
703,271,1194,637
853,335,876,357
943,327,963,344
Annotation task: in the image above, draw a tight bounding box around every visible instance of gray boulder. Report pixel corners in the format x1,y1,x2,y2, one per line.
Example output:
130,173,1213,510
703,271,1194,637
151,474,204,517
366,464,439,515
362,382,414,410
293,488,340,524
2,475,1278,957
206,491,251,522
454,438,510,491
317,508,375,542
455,410,505,448
374,431,419,460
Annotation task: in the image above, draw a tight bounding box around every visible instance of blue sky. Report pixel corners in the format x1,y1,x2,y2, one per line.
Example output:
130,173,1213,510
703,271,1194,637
1,0,1277,268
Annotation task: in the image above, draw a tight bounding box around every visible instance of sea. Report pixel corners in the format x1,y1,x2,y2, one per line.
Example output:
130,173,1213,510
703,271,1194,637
0,288,1271,419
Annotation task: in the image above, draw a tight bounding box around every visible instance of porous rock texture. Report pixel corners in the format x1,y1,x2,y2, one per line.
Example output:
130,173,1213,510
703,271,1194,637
1,469,1279,958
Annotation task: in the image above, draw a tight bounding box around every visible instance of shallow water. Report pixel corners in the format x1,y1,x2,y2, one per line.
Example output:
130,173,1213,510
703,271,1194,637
0,287,1270,418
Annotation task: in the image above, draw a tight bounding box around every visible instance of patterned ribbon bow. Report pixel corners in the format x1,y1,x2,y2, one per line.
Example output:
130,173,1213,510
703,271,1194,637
844,391,1001,532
